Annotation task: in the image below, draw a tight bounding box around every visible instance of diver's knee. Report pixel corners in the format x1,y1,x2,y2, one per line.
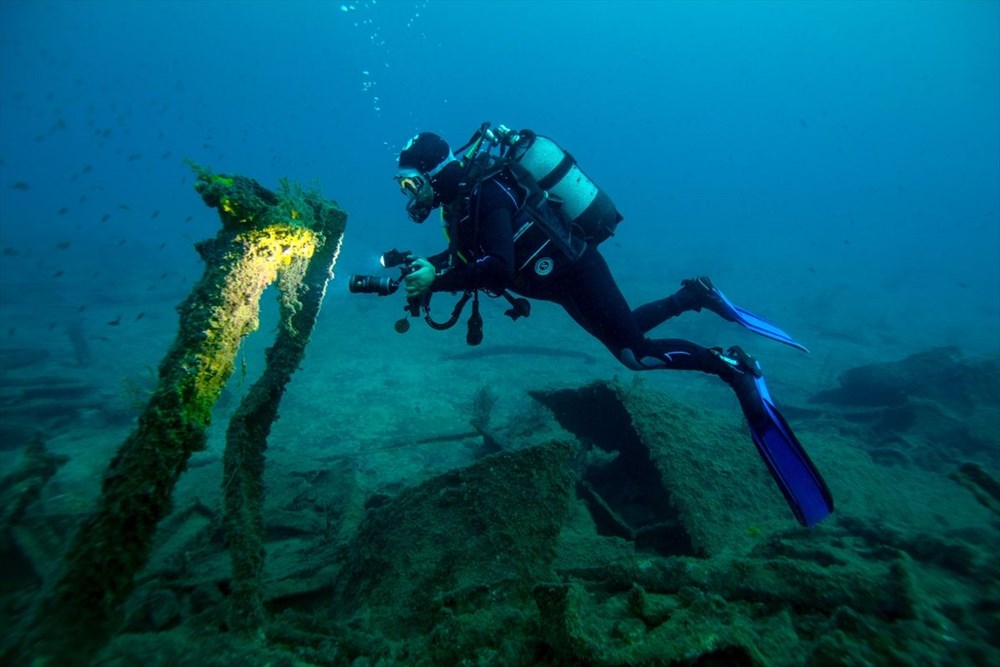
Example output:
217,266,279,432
618,348,666,370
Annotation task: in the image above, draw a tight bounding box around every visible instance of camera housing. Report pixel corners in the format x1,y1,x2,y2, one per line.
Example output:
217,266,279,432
347,248,414,296
347,274,399,296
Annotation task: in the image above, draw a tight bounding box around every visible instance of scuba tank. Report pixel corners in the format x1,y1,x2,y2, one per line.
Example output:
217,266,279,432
453,123,622,247
506,129,622,244
447,123,622,277
453,125,587,269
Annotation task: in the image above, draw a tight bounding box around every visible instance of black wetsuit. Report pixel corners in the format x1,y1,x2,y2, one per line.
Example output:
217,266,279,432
426,172,744,391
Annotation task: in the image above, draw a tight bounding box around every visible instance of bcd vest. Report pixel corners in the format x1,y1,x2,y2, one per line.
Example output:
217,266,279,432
445,127,622,281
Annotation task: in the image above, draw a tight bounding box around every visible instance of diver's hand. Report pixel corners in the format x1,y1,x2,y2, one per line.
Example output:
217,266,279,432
404,257,435,297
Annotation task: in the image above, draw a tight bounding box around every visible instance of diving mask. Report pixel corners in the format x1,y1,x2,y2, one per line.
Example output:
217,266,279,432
395,150,455,223
395,168,432,200
395,168,436,223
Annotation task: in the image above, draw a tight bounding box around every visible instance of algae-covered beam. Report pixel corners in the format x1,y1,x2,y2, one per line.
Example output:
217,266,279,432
18,167,346,665
222,182,346,636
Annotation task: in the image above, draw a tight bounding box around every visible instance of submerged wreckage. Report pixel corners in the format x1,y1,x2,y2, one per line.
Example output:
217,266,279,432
0,168,997,665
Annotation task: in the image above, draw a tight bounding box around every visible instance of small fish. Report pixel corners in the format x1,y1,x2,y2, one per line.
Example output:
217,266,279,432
118,239,127,246
57,207,68,215
48,322,57,331
158,242,166,250
136,312,145,321
7,327,14,336
2,247,19,256
161,151,172,159
83,164,93,173
159,272,168,280
52,270,64,278
77,305,87,312
107,316,122,326
127,153,142,162
184,215,193,222
11,181,30,191
55,240,71,250
151,210,159,219
101,213,111,222
118,204,131,210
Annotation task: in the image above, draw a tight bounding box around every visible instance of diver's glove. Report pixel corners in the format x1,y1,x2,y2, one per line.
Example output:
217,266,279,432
404,257,436,297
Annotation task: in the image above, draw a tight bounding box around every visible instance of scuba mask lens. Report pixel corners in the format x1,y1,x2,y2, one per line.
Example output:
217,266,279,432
397,173,425,199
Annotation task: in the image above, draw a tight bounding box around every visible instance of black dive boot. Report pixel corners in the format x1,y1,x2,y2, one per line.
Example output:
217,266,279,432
680,276,737,322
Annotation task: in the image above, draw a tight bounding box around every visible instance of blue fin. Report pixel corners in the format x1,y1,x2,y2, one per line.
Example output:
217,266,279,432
749,374,833,526
711,284,810,353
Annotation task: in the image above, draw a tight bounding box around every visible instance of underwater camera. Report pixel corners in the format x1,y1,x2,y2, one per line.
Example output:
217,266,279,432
349,246,528,344
347,248,414,296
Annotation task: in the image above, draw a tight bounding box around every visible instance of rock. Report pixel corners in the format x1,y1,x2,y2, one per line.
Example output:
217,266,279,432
147,589,182,631
808,349,1000,471
950,462,1000,518
532,379,791,557
809,347,999,411
329,441,577,637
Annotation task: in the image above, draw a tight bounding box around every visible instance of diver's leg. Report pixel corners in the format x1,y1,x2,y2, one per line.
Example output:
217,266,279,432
552,252,766,421
548,252,831,525
632,277,723,334
554,257,736,379
551,247,649,350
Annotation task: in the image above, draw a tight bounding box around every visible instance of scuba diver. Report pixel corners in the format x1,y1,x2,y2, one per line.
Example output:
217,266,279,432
384,124,833,527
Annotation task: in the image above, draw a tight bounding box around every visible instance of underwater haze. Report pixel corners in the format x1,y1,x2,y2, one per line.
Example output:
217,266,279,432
1,1,998,354
1,1,999,665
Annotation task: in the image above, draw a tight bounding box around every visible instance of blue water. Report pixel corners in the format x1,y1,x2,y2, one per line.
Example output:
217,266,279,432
1,1,997,360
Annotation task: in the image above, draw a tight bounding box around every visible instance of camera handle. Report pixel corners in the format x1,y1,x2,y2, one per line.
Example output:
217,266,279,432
395,290,483,347
395,288,530,344
393,293,427,334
